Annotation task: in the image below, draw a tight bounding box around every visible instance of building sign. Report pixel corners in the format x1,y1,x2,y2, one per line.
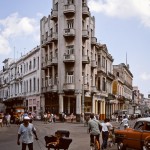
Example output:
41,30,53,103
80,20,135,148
112,80,118,95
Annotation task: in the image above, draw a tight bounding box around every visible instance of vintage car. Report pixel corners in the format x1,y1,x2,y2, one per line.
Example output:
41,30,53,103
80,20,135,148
115,117,150,150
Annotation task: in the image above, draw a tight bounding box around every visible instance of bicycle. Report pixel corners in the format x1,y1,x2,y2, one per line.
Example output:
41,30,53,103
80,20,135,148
90,135,100,150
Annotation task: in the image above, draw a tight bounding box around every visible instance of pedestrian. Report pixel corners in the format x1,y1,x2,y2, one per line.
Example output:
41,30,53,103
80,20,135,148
88,113,101,150
5,113,11,127
0,113,3,127
100,118,109,150
120,116,129,129
70,113,74,123
17,116,38,150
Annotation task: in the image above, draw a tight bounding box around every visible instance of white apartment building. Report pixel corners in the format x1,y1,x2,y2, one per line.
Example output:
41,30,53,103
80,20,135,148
0,46,41,117
40,0,114,121
113,63,133,112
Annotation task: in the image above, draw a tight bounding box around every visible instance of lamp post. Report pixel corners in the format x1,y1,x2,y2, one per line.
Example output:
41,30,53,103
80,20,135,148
81,81,85,123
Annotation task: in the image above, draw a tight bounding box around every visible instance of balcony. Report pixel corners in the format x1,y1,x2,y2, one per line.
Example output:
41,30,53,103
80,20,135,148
107,71,115,81
82,30,89,40
50,9,58,21
46,86,51,92
63,54,75,63
97,66,106,74
42,87,47,93
63,4,75,16
82,55,90,64
83,83,89,92
51,57,58,66
47,60,52,67
41,62,47,70
91,37,97,45
63,83,75,91
91,86,97,94
82,4,90,18
50,32,58,42
63,28,75,37
63,75,75,91
91,60,97,68
51,85,58,92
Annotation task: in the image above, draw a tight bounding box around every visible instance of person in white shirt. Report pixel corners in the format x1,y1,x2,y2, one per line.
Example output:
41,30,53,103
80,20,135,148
120,116,129,129
100,119,109,150
17,116,38,150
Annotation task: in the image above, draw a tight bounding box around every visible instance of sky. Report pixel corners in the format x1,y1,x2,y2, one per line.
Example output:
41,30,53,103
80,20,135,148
0,0,150,97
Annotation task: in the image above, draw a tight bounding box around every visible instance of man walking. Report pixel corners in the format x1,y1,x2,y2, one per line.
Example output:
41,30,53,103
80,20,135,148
17,116,38,150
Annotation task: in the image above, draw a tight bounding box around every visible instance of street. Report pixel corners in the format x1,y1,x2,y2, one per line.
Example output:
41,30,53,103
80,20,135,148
0,120,137,150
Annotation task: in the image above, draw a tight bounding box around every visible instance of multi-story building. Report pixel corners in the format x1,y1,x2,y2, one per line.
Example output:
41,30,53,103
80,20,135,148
113,63,133,114
40,0,115,121
0,46,41,117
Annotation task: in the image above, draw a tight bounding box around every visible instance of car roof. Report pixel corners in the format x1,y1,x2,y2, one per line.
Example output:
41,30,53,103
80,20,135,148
137,117,150,122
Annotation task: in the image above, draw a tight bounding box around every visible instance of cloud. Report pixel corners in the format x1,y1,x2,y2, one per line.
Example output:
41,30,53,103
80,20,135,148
0,13,40,55
140,72,150,81
88,0,150,27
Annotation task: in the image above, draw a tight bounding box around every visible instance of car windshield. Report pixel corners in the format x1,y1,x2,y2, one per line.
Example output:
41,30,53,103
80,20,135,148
134,121,144,130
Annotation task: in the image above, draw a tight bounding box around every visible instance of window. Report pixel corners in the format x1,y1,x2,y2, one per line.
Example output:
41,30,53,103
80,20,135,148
68,0,74,4
30,79,32,92
67,45,74,54
33,99,36,105
67,19,74,28
37,57,39,69
37,78,39,92
134,121,144,130
102,77,106,91
98,55,101,67
29,61,32,70
102,56,105,68
33,77,36,91
33,58,36,68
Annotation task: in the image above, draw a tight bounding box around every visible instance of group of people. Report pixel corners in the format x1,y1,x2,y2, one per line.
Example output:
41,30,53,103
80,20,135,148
0,112,11,127
43,112,56,124
88,113,129,150
88,113,115,150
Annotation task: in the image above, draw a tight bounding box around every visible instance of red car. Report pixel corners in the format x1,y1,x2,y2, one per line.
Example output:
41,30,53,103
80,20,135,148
115,117,150,150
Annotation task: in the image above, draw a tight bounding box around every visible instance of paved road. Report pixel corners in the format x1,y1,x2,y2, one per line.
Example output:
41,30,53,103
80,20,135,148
0,120,137,150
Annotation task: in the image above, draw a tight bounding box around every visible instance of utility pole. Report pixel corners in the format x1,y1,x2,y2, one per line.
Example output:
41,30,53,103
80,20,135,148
81,76,85,123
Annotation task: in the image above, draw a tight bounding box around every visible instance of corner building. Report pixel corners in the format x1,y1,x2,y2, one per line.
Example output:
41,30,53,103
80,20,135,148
40,0,114,121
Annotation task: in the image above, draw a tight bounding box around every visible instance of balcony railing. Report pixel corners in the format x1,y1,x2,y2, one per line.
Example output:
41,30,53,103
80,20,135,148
82,4,90,18
82,55,90,64
50,32,58,42
64,28,75,37
91,60,97,68
63,4,75,15
91,37,97,45
82,30,89,39
50,9,58,21
63,54,75,63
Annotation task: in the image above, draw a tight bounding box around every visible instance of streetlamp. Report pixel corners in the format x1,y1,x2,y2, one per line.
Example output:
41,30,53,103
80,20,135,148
81,81,85,123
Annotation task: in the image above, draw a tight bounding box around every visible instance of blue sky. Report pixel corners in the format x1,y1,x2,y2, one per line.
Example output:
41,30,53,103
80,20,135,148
0,0,150,97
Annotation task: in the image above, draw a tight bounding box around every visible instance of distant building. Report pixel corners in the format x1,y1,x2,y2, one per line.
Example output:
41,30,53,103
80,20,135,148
0,46,41,117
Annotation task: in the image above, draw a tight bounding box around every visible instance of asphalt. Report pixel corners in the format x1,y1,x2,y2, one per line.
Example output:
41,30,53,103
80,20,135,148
0,119,137,150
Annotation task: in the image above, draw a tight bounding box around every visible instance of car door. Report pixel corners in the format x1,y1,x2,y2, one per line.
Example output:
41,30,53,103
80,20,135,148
124,121,144,149
141,121,150,147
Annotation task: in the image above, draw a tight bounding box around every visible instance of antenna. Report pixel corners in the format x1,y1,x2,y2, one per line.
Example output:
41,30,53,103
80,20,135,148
14,46,16,61
126,52,127,65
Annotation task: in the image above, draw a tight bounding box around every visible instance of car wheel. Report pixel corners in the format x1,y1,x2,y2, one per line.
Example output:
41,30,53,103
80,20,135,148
142,146,147,150
117,142,126,150
144,140,150,150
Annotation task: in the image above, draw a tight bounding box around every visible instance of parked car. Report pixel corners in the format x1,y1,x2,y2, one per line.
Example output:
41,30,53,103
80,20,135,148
115,117,150,150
